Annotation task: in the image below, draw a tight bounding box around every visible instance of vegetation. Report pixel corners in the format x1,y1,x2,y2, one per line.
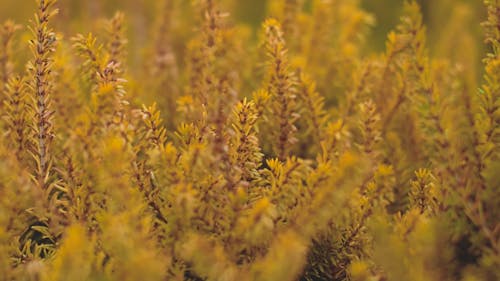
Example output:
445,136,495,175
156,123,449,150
0,0,498,280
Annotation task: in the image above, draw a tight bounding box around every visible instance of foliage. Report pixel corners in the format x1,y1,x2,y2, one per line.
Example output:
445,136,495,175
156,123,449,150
0,0,498,281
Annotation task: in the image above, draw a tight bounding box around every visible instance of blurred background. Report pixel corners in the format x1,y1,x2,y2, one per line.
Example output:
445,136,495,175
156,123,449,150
0,0,487,80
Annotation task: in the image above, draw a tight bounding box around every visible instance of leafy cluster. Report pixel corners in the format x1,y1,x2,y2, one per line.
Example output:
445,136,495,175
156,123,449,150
0,0,499,281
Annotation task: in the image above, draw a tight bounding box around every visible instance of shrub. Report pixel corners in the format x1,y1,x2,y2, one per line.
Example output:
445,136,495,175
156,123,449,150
0,0,498,280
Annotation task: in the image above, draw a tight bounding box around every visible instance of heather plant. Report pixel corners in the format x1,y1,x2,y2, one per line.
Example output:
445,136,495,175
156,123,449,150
0,0,498,281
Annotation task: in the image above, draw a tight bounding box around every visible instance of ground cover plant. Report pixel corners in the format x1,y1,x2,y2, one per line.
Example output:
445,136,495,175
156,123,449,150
0,0,499,280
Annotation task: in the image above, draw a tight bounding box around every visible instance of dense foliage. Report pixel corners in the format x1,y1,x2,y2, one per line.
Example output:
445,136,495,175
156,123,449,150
0,0,499,280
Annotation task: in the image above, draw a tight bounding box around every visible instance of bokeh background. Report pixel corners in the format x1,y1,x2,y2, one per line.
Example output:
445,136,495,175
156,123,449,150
0,0,487,82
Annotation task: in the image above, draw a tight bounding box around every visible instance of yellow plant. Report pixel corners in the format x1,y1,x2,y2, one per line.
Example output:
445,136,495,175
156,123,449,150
0,0,498,281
